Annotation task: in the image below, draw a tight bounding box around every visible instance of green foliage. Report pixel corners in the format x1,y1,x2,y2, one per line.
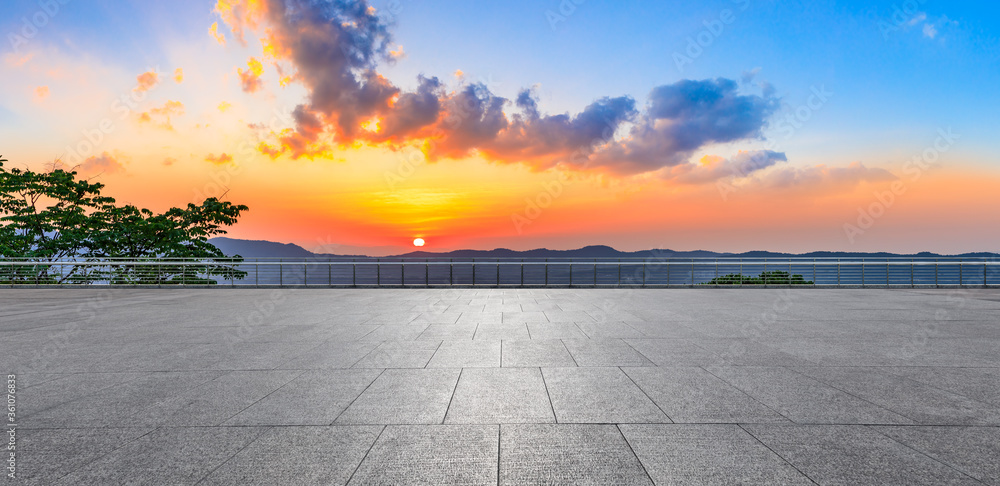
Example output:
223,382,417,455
704,270,814,286
0,155,248,284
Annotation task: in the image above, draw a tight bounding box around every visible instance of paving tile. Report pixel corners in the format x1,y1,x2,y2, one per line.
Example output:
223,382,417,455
576,321,646,339
427,340,501,368
625,339,721,366
127,369,303,426
503,311,549,323
224,369,382,425
882,366,1000,405
500,424,652,485
352,340,441,368
202,426,382,485
349,425,498,485
336,369,461,424
793,366,1000,425
416,323,478,340
16,427,154,485
874,426,1000,484
446,368,555,423
743,424,981,485
707,366,913,424
56,426,267,485
474,323,530,340
561,339,655,367
542,367,669,423
22,371,226,427
620,424,812,485
501,339,577,367
277,341,380,369
623,367,789,423
525,322,589,340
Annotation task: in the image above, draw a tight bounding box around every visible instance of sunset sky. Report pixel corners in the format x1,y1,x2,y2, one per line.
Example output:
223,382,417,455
2,0,999,255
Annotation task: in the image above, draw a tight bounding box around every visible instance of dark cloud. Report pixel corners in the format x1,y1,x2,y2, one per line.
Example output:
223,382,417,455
222,1,781,174
762,162,896,188
670,150,787,184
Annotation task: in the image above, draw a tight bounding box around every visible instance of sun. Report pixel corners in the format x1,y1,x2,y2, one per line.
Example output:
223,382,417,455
413,238,425,247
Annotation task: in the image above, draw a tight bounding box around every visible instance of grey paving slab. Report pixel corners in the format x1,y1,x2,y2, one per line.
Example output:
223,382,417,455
277,341,380,369
21,371,227,427
56,426,267,485
127,369,304,426
500,424,653,485
625,338,722,366
5,288,1000,484
474,323,530,340
707,366,914,424
561,338,656,367
882,366,1000,405
445,368,555,424
336,368,461,424
525,322,589,339
743,424,981,485
874,426,1000,484
543,367,670,423
620,424,812,485
427,339,501,368
349,424,499,485
224,369,382,425
351,340,441,368
202,426,382,485
793,366,1000,425
501,339,578,367
623,367,789,423
15,427,154,485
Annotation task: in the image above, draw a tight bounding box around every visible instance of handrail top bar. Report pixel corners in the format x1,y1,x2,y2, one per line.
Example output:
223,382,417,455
1,260,997,266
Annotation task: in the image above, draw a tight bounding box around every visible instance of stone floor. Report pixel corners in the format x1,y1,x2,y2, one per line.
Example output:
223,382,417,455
2,288,999,485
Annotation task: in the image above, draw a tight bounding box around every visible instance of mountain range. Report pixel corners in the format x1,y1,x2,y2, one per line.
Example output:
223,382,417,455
208,237,1000,260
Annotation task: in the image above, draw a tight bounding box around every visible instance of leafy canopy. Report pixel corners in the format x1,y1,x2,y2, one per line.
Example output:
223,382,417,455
0,155,249,284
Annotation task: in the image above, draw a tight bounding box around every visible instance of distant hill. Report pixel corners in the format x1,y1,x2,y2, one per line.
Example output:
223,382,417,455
209,237,999,260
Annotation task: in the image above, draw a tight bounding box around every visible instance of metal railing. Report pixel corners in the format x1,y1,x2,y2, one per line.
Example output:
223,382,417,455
1,257,999,288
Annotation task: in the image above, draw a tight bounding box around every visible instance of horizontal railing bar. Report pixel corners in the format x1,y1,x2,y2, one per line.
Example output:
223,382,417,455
0,261,997,266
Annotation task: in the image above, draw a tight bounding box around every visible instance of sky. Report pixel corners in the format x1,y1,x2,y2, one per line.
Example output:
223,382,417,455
2,0,999,255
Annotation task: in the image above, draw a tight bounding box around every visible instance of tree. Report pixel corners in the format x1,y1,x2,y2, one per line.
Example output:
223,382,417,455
0,155,249,284
703,270,813,286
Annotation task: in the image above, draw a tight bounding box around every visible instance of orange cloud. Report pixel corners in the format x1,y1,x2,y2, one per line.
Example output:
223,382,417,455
34,86,49,100
76,152,126,176
173,68,184,83
209,22,226,45
205,153,234,165
237,57,265,93
133,70,160,93
218,101,232,112
163,157,177,166
137,100,185,130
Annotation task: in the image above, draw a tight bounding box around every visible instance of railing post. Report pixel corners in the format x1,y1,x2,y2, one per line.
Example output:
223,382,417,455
837,259,840,287
861,258,865,288
691,259,695,287
666,260,670,286
521,259,524,287
886,259,889,287
449,258,453,286
959,259,963,287
279,258,283,287
910,258,914,288
496,261,500,288
377,258,380,287
544,258,548,286
426,258,429,287
935,259,938,287
642,261,646,288
594,258,598,288
618,259,621,287
352,259,357,287
569,262,573,287
303,262,307,287
473,258,476,286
